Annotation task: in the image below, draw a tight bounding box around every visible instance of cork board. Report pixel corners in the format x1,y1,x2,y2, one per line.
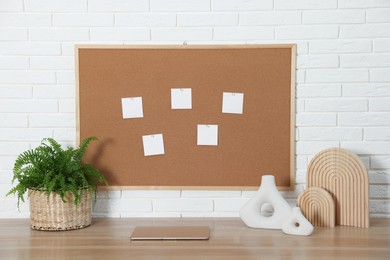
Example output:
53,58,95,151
76,45,296,190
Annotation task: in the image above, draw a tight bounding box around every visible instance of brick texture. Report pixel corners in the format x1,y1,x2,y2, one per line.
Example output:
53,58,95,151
0,0,389,218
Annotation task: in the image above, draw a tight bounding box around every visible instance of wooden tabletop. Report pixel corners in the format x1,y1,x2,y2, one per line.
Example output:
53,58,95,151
0,218,389,259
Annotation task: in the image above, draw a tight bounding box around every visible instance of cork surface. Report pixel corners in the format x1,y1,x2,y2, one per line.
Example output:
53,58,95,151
76,45,295,189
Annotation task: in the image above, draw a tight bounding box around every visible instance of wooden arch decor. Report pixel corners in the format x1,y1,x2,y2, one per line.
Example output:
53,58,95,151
297,187,335,228
307,148,369,228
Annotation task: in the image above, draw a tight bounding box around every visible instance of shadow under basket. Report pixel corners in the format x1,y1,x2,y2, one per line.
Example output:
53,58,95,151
29,189,92,231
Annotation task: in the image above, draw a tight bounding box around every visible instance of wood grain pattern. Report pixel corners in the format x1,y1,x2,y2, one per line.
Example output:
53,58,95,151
307,148,369,228
0,218,389,259
297,187,336,228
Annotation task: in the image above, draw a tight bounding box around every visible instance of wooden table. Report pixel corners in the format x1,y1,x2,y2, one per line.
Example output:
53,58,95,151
0,218,389,259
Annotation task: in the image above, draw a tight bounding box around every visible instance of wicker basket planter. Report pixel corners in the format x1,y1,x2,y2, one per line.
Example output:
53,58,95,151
29,189,92,231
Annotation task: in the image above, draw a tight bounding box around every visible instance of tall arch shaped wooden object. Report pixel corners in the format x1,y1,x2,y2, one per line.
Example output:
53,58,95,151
307,148,369,228
297,187,335,228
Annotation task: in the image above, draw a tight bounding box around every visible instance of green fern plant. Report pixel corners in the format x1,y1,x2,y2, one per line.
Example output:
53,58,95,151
7,136,108,207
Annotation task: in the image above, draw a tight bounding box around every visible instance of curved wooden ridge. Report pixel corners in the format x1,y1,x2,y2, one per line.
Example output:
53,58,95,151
307,148,369,228
297,187,335,227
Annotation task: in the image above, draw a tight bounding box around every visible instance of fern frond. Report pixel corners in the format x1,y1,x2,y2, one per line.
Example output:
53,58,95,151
42,138,63,154
7,136,108,208
73,136,97,162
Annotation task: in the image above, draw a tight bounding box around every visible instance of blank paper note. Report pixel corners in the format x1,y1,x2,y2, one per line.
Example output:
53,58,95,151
171,88,192,109
222,92,244,114
121,97,143,119
142,133,165,156
197,125,218,146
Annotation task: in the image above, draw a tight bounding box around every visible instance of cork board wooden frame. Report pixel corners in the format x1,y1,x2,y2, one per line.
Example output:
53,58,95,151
76,44,296,191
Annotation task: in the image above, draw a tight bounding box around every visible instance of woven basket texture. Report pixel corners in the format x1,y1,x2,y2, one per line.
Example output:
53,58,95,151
29,189,92,231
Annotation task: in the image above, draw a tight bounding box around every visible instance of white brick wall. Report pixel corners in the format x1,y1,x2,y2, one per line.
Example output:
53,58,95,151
213,0,273,11
305,98,367,112
341,24,390,38
240,11,300,26
29,28,90,41
154,199,214,212
2,84,29,95
339,112,390,126
151,0,210,12
300,127,362,141
53,14,114,27
152,28,212,41
0,71,56,84
371,68,390,82
0,28,28,41
366,8,390,23
342,83,390,97
1,0,389,219
297,55,339,69
275,0,337,10
0,57,30,70
90,28,150,41
30,56,74,70
370,98,390,111
302,10,365,24
0,13,51,27
374,39,390,52
214,26,273,40
339,0,390,9
178,13,239,26
0,99,58,113
0,42,61,55
0,0,23,12
276,25,339,40
341,54,390,68
297,83,341,97
372,157,390,169
310,40,372,54
116,14,176,27
25,0,88,12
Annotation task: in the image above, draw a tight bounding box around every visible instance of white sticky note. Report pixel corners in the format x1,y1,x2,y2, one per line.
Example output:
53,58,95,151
121,97,143,119
142,133,165,156
171,88,192,109
197,124,218,146
222,92,244,114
